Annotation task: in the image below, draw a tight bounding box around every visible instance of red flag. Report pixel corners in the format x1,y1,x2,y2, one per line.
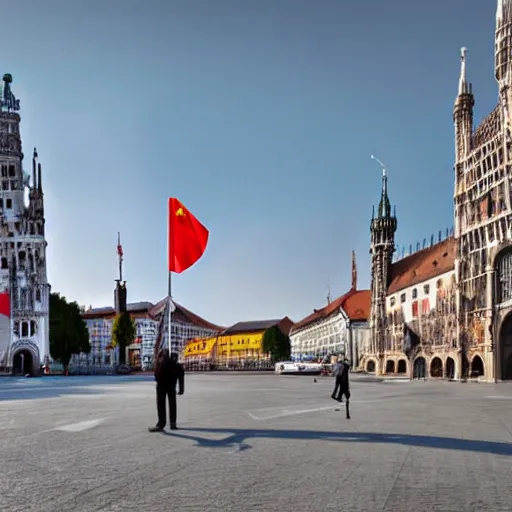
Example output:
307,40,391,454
168,198,209,273
0,293,10,317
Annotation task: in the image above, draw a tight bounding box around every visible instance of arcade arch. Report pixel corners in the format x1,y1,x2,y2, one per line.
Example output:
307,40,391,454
498,313,512,380
397,359,407,374
413,357,427,379
430,357,443,378
445,357,455,379
366,360,376,373
471,355,485,378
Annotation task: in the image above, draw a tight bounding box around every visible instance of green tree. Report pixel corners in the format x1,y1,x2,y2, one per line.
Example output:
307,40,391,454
261,326,291,363
49,293,91,375
111,311,136,365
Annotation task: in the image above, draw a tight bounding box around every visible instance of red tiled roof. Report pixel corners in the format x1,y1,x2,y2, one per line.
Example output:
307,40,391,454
149,297,223,332
290,289,371,334
343,290,371,321
82,297,223,331
387,237,455,295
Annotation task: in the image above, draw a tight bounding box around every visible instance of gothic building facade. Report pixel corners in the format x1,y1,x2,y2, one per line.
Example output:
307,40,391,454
0,74,50,375
361,0,512,381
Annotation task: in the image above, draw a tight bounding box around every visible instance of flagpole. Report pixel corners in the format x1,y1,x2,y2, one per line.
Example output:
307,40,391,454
167,270,172,354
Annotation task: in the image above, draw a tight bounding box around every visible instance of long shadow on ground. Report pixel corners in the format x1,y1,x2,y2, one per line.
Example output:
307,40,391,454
166,427,512,457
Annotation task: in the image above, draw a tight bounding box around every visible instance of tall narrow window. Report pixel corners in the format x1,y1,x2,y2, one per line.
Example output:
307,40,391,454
497,250,512,303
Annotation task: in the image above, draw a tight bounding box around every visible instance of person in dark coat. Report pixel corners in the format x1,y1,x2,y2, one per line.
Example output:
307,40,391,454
149,349,185,432
332,356,351,419
331,358,344,402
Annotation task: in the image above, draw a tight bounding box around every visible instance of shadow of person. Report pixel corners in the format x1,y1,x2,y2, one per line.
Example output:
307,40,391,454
165,430,253,452
165,427,512,457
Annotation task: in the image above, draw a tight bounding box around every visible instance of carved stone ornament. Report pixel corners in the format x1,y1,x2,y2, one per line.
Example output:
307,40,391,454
0,133,20,155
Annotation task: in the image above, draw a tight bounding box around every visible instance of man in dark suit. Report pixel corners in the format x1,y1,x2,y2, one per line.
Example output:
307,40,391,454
149,349,185,432
331,355,351,419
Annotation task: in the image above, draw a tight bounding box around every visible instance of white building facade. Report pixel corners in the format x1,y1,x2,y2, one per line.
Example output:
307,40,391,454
290,312,348,360
290,289,371,368
79,299,221,370
0,74,50,375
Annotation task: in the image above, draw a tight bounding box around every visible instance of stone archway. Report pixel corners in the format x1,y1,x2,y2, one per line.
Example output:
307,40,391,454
12,349,33,375
430,357,443,378
9,341,40,376
498,312,512,380
471,355,485,378
413,357,426,379
445,357,455,379
493,247,512,380
385,360,395,374
366,360,376,373
397,359,407,374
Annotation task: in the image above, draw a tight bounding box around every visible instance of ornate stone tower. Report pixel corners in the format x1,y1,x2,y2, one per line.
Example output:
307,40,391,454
496,0,512,137
453,48,474,169
0,74,50,375
369,160,397,374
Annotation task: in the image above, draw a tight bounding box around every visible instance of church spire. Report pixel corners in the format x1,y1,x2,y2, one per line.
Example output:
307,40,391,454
351,250,357,291
458,47,470,95
371,155,391,218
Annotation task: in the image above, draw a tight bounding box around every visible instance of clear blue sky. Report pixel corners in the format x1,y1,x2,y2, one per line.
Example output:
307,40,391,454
4,0,499,327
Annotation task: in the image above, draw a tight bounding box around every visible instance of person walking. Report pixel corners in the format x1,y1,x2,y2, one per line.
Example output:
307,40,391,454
331,356,344,402
335,357,351,419
149,349,185,432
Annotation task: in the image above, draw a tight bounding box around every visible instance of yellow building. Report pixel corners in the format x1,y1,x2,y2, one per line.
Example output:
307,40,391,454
184,318,293,369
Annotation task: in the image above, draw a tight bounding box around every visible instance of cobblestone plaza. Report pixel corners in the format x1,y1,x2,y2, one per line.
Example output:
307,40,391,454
1,374,511,511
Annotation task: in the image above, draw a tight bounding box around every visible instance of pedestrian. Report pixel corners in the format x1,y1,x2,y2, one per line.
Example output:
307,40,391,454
331,355,344,402
149,349,185,432
335,357,351,419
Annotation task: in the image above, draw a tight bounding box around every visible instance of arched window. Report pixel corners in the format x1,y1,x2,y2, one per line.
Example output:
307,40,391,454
497,249,512,303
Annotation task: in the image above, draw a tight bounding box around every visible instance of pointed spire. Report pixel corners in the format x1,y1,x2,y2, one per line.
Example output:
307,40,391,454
37,163,42,193
32,148,37,190
458,47,469,95
371,155,391,218
351,250,357,291
326,285,331,305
